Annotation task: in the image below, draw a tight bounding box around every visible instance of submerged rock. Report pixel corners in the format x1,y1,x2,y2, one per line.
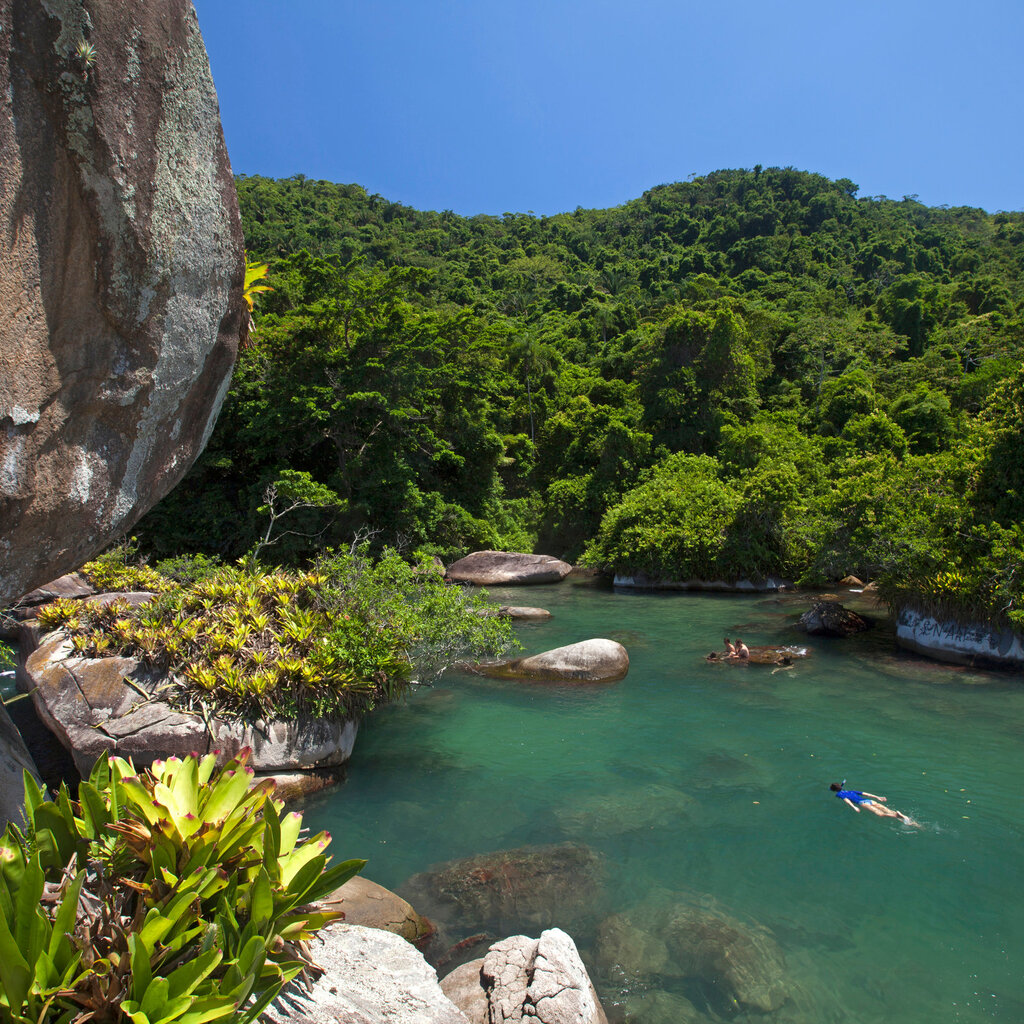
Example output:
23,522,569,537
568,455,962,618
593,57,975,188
799,600,871,637
617,989,707,1024
446,552,572,586
663,901,787,1013
555,784,695,837
594,894,788,1016
473,639,629,683
401,843,607,940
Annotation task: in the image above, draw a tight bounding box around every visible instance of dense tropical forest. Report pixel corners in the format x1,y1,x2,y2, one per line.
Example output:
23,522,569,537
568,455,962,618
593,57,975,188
137,167,1024,629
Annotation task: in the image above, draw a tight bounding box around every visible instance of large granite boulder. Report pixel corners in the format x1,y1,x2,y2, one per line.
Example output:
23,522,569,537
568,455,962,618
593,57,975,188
23,632,358,775
0,0,244,607
446,552,572,586
442,930,608,1024
401,843,607,940
0,698,40,832
264,923,469,1024
799,600,871,637
473,639,629,683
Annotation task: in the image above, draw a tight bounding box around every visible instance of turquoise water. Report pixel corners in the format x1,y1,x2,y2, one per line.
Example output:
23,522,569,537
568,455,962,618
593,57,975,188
300,580,1024,1023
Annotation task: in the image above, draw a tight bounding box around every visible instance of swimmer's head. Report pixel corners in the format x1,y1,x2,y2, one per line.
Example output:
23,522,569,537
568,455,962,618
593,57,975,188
830,783,842,791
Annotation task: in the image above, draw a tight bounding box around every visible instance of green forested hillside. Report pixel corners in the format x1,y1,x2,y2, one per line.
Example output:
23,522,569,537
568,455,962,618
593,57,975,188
138,168,1024,627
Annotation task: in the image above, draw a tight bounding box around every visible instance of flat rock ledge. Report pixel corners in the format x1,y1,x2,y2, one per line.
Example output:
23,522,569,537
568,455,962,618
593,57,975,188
22,631,357,776
896,607,1024,669
447,552,572,586
471,639,628,683
265,923,469,1024
614,572,792,592
442,929,608,1024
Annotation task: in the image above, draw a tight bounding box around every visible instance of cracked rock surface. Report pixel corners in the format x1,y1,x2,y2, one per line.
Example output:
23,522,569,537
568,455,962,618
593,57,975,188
442,929,607,1024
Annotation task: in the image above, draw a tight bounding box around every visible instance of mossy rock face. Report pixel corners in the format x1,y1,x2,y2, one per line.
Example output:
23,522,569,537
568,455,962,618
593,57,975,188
23,632,358,775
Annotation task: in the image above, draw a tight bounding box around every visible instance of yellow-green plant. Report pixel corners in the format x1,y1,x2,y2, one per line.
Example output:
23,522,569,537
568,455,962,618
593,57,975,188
0,749,363,1024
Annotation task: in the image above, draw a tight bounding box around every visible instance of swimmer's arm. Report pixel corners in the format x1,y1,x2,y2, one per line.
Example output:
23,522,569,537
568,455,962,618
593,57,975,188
842,797,860,812
861,792,886,802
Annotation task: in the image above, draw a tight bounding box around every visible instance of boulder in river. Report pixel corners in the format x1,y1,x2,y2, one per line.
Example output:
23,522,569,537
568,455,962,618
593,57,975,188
464,929,608,1024
472,639,629,683
0,0,244,606
446,551,572,586
799,599,871,637
595,893,788,1016
317,875,434,946
400,843,606,940
555,783,695,837
663,900,788,1014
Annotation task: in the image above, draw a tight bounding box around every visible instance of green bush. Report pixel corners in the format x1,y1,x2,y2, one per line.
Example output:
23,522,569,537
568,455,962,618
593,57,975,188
56,553,515,722
0,749,363,1024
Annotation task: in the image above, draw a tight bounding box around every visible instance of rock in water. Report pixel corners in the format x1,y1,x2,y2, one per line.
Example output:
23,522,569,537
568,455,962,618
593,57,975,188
317,876,434,946
446,551,572,586
0,0,244,606
475,639,629,683
799,600,871,637
401,843,606,939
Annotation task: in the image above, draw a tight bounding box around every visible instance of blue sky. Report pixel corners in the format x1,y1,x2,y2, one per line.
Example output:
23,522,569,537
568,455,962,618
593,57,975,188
193,0,1023,217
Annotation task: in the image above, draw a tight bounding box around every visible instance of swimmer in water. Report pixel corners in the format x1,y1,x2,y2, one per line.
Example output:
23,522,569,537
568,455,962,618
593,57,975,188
830,783,918,825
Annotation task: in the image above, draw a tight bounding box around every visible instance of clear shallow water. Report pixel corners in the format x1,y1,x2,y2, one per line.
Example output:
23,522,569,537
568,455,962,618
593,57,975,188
301,580,1024,1023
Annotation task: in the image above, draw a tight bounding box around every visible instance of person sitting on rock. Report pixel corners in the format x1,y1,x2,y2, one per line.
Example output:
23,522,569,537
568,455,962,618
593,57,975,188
723,638,737,657
734,638,750,659
830,783,918,825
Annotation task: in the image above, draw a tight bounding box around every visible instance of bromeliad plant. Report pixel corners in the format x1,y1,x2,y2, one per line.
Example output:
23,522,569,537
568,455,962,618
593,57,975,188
0,750,363,1024
42,550,514,723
